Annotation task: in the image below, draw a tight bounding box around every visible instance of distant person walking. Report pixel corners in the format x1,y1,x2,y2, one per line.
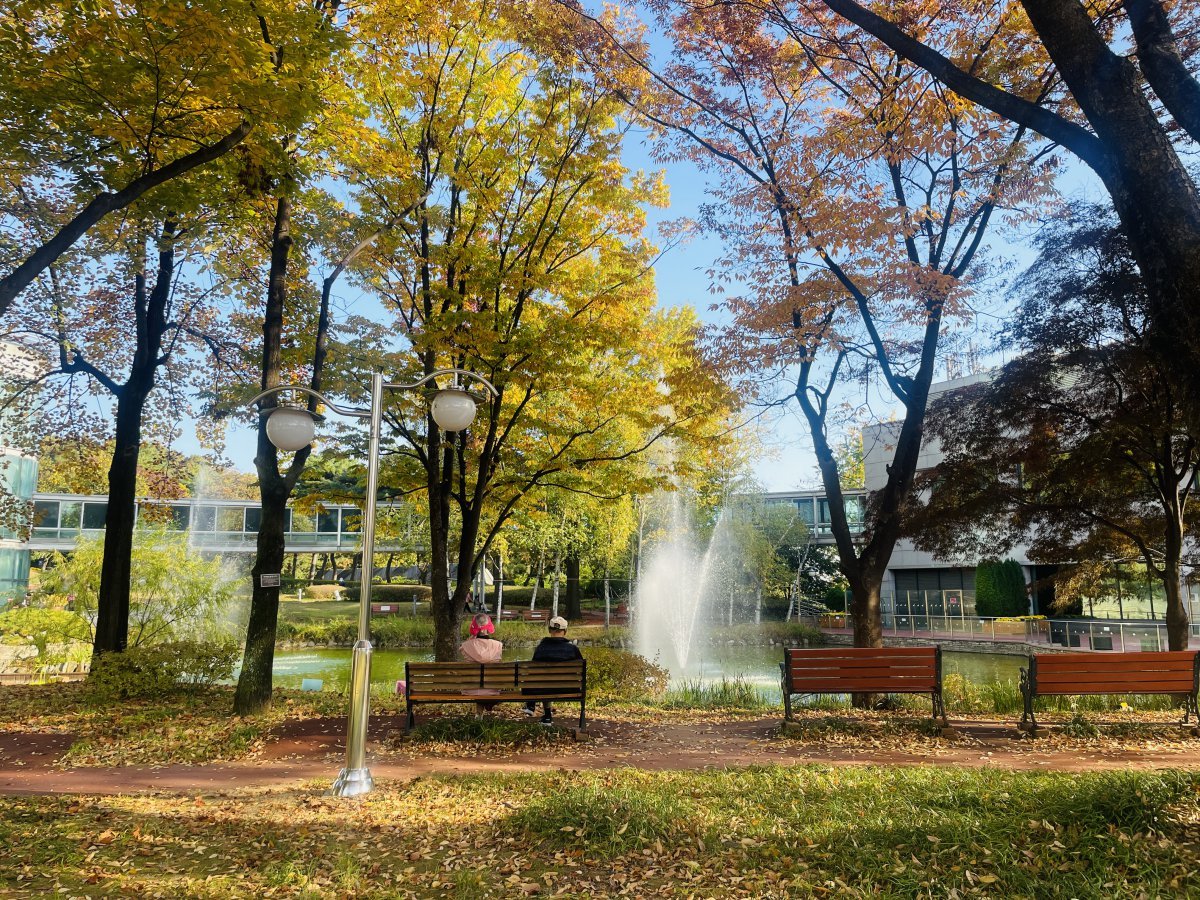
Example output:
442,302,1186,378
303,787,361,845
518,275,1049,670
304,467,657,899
524,616,582,725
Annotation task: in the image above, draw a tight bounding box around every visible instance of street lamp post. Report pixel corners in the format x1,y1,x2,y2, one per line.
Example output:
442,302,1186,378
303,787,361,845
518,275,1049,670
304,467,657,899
248,368,498,797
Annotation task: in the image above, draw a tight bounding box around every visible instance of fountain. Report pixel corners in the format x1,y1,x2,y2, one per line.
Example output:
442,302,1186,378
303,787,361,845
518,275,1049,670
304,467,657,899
633,494,734,675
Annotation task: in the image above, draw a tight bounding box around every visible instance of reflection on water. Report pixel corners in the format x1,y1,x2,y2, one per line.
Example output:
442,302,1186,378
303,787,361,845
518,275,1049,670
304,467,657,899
270,645,1026,699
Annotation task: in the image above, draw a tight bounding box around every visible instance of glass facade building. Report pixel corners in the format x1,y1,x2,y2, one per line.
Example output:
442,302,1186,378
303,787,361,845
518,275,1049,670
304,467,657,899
0,342,41,604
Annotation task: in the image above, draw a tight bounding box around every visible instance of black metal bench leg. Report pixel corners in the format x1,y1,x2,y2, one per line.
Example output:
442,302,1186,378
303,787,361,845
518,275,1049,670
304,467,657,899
405,699,415,733
579,703,586,731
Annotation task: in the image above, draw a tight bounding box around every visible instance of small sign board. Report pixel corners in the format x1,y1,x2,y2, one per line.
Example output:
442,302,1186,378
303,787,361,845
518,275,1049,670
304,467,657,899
259,574,281,588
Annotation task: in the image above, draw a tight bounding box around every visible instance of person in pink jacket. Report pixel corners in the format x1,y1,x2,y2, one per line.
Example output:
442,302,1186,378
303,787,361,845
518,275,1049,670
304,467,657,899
459,614,503,663
459,614,503,714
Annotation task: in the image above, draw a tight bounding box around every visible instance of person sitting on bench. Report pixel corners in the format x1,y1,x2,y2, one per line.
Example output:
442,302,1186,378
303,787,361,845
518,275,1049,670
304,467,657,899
459,614,503,714
524,616,582,725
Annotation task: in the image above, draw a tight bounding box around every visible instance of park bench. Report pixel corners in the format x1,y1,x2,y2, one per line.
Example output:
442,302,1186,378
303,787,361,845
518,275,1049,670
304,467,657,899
370,603,401,616
1019,651,1200,734
520,609,548,622
781,646,947,725
404,659,586,731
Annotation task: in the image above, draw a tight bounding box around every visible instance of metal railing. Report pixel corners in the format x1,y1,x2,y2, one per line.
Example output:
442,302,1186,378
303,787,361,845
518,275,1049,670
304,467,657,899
810,613,1200,651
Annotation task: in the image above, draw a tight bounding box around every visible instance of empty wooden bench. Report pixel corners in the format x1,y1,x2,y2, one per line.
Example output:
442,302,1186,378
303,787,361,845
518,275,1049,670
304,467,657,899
404,660,586,731
520,609,548,622
1020,651,1200,734
370,603,401,616
781,646,947,724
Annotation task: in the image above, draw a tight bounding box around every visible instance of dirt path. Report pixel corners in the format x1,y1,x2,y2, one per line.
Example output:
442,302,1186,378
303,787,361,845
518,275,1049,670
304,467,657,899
3,714,1200,796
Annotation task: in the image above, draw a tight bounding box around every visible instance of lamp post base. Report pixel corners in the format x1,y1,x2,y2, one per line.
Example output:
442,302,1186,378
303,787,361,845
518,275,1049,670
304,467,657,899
328,766,374,798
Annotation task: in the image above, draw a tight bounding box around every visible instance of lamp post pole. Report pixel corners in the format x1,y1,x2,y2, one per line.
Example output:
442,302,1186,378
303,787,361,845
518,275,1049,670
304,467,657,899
248,368,497,798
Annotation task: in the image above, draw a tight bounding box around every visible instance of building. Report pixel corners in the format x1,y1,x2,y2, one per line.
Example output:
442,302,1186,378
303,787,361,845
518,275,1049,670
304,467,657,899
0,342,42,603
767,372,1198,623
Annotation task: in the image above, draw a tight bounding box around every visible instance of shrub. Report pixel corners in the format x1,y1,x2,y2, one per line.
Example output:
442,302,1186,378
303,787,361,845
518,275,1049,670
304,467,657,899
975,559,1028,617
85,640,239,702
584,647,668,701
342,584,432,604
823,585,848,611
301,584,345,601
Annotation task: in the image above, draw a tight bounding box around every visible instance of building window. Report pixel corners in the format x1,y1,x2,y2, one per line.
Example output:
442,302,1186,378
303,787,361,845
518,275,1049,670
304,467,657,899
82,502,108,530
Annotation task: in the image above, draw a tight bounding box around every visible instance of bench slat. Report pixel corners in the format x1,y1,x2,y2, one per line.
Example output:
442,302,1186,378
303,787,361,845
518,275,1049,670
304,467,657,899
787,657,936,671
1037,670,1195,686
1036,681,1194,696
787,648,935,659
1035,653,1195,673
789,678,938,692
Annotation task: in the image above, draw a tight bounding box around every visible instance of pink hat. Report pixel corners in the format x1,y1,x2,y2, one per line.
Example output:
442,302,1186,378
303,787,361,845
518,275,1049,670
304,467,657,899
470,616,495,637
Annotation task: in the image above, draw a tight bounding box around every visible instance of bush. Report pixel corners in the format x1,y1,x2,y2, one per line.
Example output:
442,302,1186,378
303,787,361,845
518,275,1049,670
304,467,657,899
823,585,848,611
342,584,432,604
301,584,345,601
975,559,1028,617
85,640,240,702
584,648,668,701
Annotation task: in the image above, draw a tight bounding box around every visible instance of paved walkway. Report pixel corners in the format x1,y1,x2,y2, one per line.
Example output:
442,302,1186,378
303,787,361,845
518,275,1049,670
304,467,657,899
4,715,1200,796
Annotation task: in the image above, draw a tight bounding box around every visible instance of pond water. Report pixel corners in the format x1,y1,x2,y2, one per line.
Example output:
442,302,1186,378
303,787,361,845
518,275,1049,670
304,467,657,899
270,645,1025,699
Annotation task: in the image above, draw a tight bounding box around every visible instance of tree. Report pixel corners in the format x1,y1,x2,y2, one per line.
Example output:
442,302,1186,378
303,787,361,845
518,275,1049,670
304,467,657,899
0,0,310,316
559,1,1050,664
41,529,235,648
914,211,1198,649
817,0,1200,429
2,209,234,659
351,0,735,660
974,559,1027,618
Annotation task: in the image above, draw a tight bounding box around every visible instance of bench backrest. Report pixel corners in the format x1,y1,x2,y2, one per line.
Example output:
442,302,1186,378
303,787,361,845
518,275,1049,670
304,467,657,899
517,660,585,693
785,647,940,694
405,660,586,694
522,610,548,621
406,662,519,692
1029,651,1199,696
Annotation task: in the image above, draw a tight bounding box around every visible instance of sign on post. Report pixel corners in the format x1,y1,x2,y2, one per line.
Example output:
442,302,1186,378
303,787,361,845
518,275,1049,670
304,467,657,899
259,574,281,588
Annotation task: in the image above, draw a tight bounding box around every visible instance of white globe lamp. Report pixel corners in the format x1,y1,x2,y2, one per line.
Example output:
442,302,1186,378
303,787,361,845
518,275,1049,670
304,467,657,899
265,406,317,451
429,389,478,432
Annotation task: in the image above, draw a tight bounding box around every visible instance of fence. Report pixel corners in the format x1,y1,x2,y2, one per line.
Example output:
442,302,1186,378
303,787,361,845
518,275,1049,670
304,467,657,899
810,613,1200,651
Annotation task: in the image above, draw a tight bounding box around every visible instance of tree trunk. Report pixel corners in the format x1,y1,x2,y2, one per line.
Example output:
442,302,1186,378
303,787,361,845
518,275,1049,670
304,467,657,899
530,551,544,609
1161,505,1190,651
91,225,175,660
565,553,581,620
235,478,288,714
550,549,562,618
91,387,148,657
429,435,460,661
235,194,307,715
603,565,610,628
496,553,505,620
755,584,763,625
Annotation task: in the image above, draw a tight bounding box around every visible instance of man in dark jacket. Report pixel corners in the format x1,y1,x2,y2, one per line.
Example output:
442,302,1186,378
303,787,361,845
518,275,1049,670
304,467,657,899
524,616,583,724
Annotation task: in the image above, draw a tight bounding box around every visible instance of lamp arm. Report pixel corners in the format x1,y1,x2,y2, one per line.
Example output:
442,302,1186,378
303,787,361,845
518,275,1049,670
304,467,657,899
246,384,371,419
385,367,499,397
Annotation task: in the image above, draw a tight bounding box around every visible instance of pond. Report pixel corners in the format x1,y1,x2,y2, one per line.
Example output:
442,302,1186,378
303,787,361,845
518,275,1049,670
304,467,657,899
270,645,1025,699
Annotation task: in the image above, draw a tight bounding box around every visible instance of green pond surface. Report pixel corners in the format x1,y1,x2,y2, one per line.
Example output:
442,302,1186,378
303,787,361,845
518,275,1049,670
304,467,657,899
271,645,1024,699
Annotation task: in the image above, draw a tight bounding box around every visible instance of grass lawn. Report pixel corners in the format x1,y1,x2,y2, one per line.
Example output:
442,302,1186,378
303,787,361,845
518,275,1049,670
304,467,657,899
1,766,1198,897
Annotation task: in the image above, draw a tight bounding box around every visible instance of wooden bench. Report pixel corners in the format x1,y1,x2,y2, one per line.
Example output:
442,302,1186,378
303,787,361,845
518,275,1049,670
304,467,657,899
781,646,947,724
404,660,586,731
370,603,401,616
520,609,548,622
1019,651,1200,734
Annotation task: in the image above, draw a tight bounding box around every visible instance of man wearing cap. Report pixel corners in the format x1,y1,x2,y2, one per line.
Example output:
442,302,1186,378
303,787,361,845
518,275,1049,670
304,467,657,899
524,616,582,725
